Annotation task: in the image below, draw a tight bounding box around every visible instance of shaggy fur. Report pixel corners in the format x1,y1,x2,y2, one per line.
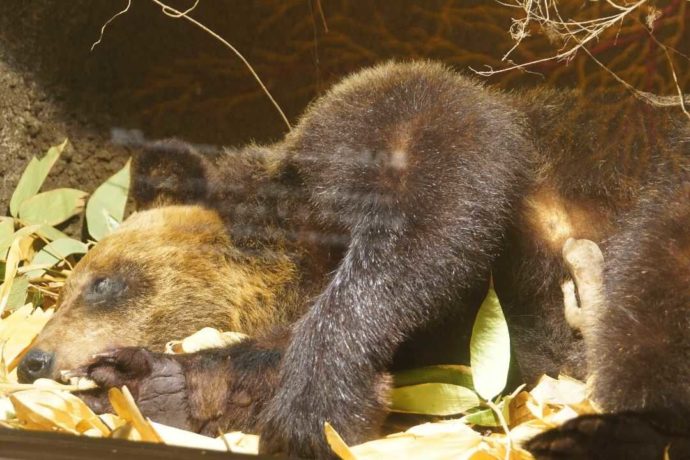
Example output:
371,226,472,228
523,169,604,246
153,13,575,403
22,204,303,380
21,61,690,459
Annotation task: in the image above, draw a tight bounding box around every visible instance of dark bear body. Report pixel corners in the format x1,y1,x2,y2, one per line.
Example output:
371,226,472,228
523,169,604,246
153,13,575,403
495,87,689,385
20,61,690,459
262,64,690,458
526,180,690,460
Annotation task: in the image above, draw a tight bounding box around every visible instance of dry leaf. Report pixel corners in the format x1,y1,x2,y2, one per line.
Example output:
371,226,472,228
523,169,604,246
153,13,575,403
147,421,261,454
218,431,261,455
530,375,587,406
151,421,228,451
328,419,485,460
0,395,15,420
325,422,357,460
107,386,162,443
0,304,54,374
98,413,127,432
0,238,23,314
10,388,110,435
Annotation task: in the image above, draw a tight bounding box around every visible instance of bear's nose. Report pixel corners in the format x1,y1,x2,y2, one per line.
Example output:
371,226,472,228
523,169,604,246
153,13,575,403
17,348,55,383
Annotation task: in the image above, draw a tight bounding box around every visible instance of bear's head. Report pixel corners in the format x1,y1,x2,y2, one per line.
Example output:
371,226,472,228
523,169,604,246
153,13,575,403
18,141,301,382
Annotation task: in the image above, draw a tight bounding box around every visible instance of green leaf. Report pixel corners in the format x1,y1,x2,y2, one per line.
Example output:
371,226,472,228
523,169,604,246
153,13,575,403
390,383,480,416
0,276,29,311
12,224,43,240
25,238,88,279
9,139,68,217
86,159,131,241
35,225,69,242
460,395,512,427
0,218,15,261
470,288,511,401
18,188,88,226
460,408,501,427
393,365,474,389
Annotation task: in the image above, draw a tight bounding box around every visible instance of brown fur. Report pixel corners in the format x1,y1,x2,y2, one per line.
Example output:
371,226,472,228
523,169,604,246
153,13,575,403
18,61,690,458
30,205,302,379
523,184,614,252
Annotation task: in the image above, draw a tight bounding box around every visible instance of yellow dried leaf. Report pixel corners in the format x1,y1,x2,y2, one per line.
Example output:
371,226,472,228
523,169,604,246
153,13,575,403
0,378,95,394
465,438,533,460
81,427,105,438
542,406,580,427
99,413,126,432
110,422,141,441
152,421,227,450
218,431,261,455
509,418,554,447
0,305,54,373
150,422,261,453
329,419,484,460
530,375,586,407
0,238,22,314
108,386,161,443
10,389,109,435
165,327,248,354
508,391,534,427
0,395,15,421
325,422,357,460
0,353,8,382
17,233,37,262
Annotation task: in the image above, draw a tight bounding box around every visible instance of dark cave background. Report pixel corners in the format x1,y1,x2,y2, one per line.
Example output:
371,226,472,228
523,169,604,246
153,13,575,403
0,0,688,218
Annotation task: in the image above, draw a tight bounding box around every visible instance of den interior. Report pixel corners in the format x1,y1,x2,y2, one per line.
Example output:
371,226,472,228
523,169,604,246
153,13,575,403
1,1,689,459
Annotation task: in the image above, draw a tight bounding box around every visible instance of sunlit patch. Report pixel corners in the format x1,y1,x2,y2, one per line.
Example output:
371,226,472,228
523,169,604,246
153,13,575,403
386,116,422,173
524,188,574,251
389,149,408,171
523,186,607,252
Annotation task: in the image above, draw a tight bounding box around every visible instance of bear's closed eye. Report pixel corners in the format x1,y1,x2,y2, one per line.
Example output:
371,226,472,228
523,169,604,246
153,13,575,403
85,276,127,305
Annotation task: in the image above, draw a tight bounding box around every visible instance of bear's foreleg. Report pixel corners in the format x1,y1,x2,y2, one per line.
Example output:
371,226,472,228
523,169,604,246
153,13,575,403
76,327,289,436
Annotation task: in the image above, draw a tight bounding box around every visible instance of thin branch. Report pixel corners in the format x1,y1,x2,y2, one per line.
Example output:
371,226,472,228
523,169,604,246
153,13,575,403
90,0,132,51
476,0,648,76
481,0,689,117
582,45,689,119
642,23,690,119
316,0,329,33
151,0,291,131
486,399,512,460
91,0,292,131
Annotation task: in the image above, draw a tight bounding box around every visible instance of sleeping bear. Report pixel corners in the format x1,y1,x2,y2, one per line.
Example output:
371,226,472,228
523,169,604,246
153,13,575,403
18,61,690,458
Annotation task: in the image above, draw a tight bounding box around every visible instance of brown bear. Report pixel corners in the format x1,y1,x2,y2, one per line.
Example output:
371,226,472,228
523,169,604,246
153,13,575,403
18,203,303,384
19,61,690,459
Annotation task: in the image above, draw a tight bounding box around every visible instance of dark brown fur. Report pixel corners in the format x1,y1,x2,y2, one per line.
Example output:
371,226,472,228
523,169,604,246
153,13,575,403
20,61,690,459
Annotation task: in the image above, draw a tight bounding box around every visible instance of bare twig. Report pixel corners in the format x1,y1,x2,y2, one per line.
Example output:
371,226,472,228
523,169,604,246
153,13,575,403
486,399,512,460
478,0,689,116
315,0,329,33
473,0,648,76
92,0,292,131
151,0,292,131
642,23,690,118
90,0,132,52
581,45,690,119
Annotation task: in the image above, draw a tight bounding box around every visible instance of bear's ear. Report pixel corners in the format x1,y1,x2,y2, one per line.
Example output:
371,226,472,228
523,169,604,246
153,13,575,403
131,139,214,209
